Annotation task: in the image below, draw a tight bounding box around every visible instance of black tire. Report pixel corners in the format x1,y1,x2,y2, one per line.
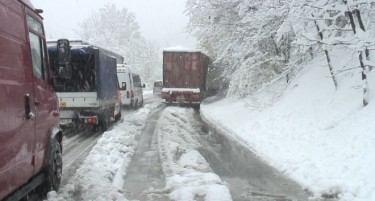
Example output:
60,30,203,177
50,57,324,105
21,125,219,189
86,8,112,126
193,104,200,110
100,113,109,131
115,111,121,122
133,99,138,109
43,138,62,193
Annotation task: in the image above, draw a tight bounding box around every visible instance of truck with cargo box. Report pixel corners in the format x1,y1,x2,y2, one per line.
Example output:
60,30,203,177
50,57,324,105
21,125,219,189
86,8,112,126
48,41,122,131
161,47,209,108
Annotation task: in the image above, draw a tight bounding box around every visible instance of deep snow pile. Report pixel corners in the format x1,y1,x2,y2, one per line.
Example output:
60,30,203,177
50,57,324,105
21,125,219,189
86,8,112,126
46,102,158,201
156,107,232,201
201,49,375,201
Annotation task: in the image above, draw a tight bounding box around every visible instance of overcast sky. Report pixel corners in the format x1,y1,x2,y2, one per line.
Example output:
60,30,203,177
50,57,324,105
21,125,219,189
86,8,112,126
32,0,197,49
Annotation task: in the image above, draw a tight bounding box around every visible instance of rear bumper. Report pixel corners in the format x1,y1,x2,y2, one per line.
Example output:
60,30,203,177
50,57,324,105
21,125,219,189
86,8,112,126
59,108,101,126
162,89,201,104
121,96,132,105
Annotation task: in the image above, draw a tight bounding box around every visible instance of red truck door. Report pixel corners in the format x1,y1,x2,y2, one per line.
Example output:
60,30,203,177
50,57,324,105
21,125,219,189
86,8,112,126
0,1,36,199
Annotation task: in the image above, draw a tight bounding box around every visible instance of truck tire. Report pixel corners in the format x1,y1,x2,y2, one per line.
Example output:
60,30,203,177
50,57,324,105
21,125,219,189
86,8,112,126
193,104,200,110
42,138,62,193
115,111,121,122
100,113,110,131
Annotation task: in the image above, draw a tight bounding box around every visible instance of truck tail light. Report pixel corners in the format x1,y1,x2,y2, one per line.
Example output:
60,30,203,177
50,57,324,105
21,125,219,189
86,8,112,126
192,93,200,100
131,90,134,98
86,117,97,124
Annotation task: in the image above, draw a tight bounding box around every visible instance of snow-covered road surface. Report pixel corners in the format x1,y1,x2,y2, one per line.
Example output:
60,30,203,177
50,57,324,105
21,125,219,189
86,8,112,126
123,105,169,201
193,111,310,201
61,129,102,186
156,107,312,201
46,94,321,201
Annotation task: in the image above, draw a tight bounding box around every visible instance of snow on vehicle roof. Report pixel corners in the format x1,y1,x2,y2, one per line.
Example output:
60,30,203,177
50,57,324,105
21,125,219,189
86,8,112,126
163,46,202,53
162,88,200,93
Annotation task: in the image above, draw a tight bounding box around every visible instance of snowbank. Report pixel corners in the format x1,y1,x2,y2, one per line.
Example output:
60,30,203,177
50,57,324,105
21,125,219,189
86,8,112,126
201,49,375,201
46,104,158,201
156,107,232,201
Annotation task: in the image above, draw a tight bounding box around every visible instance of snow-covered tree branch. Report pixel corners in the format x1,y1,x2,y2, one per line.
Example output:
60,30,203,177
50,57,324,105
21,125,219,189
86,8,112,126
77,3,162,86
187,0,375,106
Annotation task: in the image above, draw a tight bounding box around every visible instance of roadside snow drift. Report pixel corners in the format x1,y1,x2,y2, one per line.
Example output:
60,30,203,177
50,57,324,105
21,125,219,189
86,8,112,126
46,104,157,201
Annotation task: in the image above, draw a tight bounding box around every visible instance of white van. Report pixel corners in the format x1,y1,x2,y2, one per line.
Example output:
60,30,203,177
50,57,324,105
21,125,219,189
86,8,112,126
117,64,144,108
153,80,163,95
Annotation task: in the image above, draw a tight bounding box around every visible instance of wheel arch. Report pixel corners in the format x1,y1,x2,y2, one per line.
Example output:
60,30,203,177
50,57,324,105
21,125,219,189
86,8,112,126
50,126,63,151
44,126,63,167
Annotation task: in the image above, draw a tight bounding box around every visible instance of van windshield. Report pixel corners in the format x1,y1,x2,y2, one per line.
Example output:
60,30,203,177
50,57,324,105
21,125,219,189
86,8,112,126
154,81,162,87
133,75,142,87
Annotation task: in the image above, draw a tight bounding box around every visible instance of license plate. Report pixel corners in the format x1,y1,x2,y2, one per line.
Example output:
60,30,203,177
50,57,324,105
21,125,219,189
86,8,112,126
59,101,66,108
60,118,72,125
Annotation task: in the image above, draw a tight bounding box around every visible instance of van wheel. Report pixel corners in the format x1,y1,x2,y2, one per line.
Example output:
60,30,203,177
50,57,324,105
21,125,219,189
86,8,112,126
133,99,138,109
43,138,62,193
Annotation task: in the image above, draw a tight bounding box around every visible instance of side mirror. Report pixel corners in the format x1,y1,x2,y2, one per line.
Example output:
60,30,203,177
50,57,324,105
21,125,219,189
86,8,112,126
122,82,126,90
57,39,72,79
57,39,71,65
142,84,146,88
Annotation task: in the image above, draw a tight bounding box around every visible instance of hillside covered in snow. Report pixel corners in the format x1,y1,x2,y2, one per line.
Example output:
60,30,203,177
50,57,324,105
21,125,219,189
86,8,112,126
188,0,375,200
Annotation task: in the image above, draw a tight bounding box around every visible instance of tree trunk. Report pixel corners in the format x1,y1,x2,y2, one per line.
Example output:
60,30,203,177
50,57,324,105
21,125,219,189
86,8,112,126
344,0,369,106
312,14,338,89
359,52,369,106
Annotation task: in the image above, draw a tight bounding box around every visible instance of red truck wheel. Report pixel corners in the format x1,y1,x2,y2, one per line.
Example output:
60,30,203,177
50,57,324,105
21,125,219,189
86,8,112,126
43,138,62,193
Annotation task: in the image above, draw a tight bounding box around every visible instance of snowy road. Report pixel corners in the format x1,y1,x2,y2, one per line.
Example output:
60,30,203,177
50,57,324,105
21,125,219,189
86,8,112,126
192,112,310,201
48,94,318,201
155,107,312,201
123,105,169,201
61,129,102,186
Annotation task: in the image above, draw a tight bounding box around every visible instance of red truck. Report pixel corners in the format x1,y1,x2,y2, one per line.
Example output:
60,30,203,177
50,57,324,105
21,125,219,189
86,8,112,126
161,47,209,108
0,0,63,200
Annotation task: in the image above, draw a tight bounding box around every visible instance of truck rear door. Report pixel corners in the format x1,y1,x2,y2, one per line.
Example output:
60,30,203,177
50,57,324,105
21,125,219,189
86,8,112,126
0,1,36,199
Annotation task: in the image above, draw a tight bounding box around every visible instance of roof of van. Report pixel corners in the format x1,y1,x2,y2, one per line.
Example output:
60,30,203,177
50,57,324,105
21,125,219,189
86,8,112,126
21,0,35,9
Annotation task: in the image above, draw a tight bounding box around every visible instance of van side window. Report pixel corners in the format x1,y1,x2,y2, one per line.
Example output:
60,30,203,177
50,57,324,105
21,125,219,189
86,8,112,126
27,15,47,80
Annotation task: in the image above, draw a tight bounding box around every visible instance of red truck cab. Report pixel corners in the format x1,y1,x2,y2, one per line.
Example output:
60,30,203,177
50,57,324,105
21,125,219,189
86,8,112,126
0,0,63,200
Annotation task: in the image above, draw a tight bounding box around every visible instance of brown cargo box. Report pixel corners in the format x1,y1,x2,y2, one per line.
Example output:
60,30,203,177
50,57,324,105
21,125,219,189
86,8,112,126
162,47,209,107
